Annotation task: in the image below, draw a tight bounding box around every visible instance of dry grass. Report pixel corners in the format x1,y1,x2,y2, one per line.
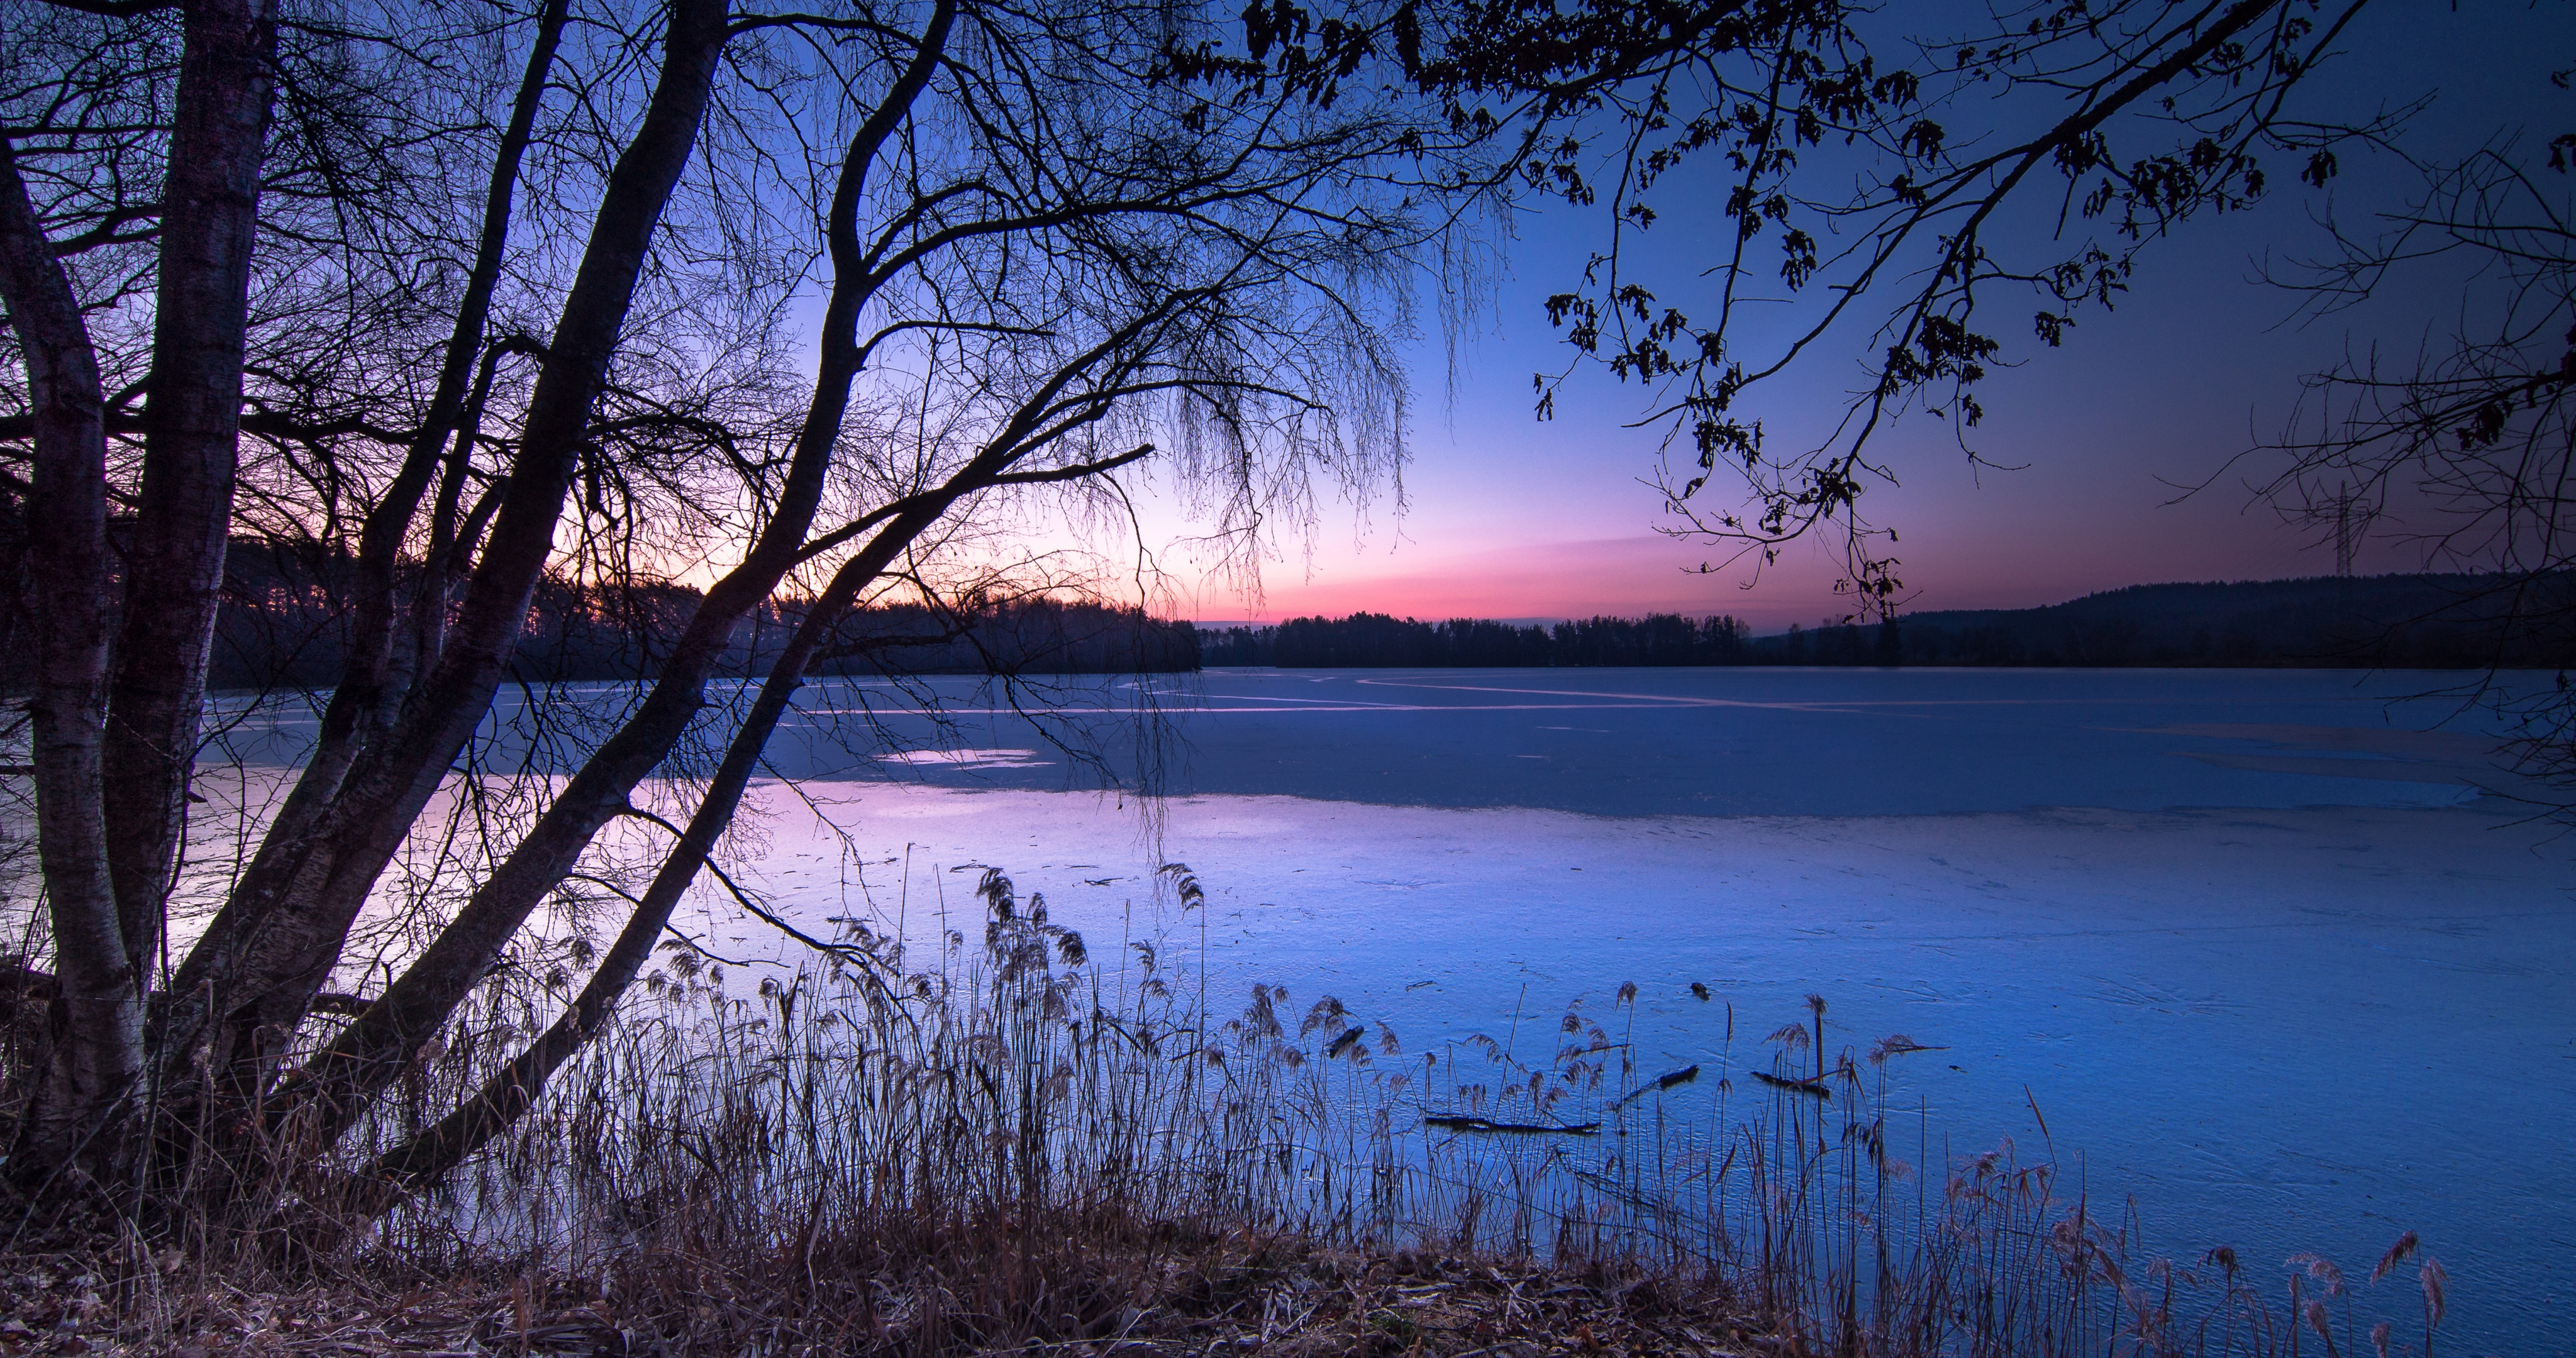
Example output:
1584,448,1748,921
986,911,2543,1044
1,1235,1772,1356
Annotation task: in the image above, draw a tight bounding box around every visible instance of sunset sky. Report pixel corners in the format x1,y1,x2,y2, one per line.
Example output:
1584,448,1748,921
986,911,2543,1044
1100,3,2565,632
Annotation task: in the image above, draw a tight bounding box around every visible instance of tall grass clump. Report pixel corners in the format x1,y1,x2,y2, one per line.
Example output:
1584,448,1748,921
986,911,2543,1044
3,863,2463,1356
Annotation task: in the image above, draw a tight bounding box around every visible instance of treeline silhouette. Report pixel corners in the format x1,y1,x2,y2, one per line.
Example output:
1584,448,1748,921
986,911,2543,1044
793,597,1199,678
1200,575,2573,670
1199,612,1755,668
0,536,1199,690
18,543,2554,690
1890,573,2569,669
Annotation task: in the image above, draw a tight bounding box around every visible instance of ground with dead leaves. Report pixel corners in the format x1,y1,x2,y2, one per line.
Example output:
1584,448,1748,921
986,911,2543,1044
0,1238,1781,1357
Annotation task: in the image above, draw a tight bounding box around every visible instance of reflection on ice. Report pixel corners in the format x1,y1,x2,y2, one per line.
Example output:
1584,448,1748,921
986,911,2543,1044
873,746,1052,769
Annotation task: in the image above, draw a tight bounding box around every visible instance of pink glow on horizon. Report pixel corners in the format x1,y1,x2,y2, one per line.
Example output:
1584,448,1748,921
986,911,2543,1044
1172,538,1743,626
1171,510,2358,629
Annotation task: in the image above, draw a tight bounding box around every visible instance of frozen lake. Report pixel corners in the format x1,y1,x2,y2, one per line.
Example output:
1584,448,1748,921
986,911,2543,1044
214,666,2575,1350
758,664,2548,814
736,666,2572,1354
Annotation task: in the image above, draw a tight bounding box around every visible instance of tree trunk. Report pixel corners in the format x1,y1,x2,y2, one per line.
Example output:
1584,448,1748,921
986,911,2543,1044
100,0,279,986
157,0,736,1106
355,509,930,1196
0,141,140,1189
343,428,1161,1188
253,0,570,867
281,0,962,1136
350,434,1157,1191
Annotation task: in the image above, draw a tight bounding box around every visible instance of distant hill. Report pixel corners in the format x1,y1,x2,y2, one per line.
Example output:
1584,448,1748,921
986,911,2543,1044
1883,572,2568,669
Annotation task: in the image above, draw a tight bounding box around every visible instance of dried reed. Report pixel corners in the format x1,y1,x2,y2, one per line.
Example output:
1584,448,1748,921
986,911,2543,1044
0,864,2459,1357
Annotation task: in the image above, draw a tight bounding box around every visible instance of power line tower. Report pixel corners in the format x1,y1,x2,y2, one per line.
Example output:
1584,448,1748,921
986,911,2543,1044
2322,482,2373,577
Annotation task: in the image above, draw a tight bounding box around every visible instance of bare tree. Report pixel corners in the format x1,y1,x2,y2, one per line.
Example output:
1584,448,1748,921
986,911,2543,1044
0,106,133,1183
1182,0,2406,609
2,0,280,1182
0,0,1442,1217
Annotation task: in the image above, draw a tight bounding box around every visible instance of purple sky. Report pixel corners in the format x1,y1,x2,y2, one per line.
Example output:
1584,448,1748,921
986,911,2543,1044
1128,2,2566,631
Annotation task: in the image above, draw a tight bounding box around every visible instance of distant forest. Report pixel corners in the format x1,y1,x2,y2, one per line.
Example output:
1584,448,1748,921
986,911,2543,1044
1200,574,2574,670
0,536,1201,690
16,552,2561,692
1199,612,1758,668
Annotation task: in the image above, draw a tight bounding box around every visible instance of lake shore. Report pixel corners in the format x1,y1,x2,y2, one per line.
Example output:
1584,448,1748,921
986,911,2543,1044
0,1235,1772,1357
85,667,2559,1355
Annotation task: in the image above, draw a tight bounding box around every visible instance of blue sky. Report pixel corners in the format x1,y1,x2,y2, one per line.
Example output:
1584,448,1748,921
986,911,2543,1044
1097,1,2570,629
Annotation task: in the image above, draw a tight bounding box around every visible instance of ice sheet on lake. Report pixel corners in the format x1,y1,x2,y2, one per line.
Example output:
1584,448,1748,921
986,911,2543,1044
738,666,2549,816
701,782,2573,1354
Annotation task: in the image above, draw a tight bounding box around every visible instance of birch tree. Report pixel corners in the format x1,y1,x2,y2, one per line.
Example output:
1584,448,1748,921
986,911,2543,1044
0,0,1440,1213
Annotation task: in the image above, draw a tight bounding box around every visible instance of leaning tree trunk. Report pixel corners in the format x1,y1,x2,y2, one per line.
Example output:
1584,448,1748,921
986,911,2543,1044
0,140,139,1190
252,0,570,868
296,277,1192,1136
277,0,963,1140
345,416,1160,1188
156,0,737,1118
348,432,1158,1193
355,502,941,1198
100,0,279,986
